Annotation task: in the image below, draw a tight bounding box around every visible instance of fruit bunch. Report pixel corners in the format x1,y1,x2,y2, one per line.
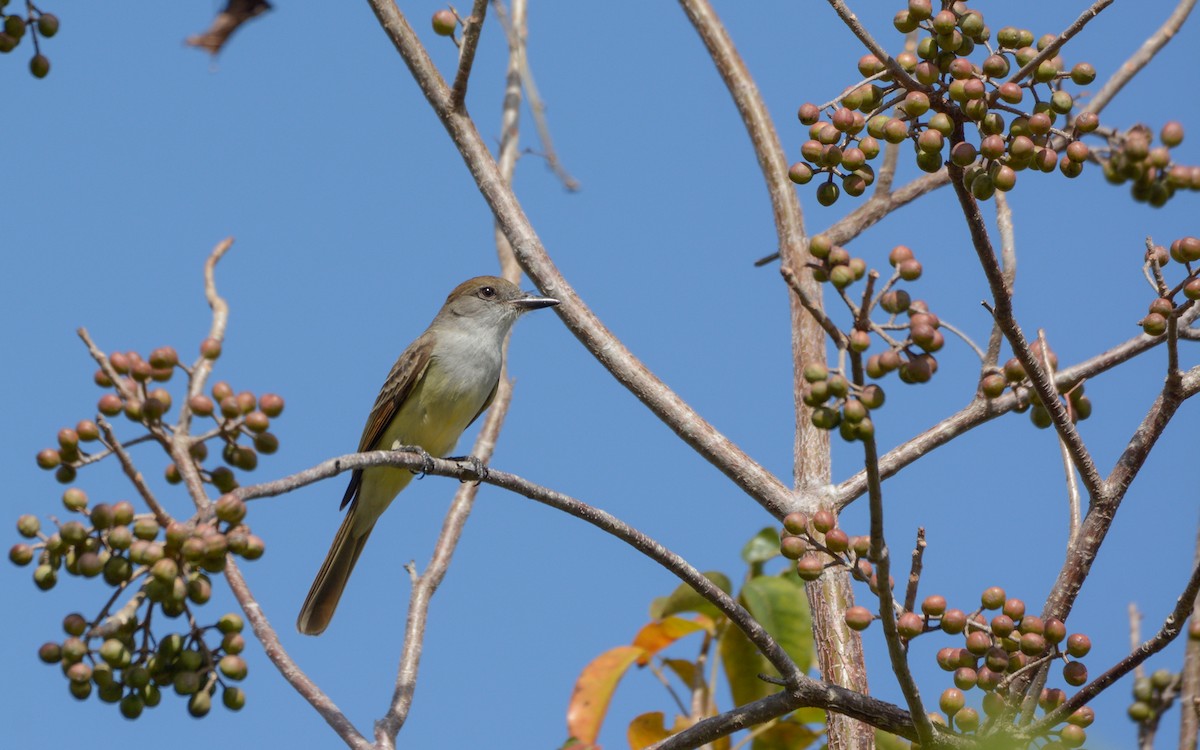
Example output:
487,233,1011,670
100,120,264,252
800,239,949,441
788,1,1199,208
0,0,58,78
12,490,261,717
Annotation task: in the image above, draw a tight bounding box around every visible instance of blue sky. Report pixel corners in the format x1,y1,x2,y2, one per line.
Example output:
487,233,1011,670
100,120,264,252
3,2,1198,748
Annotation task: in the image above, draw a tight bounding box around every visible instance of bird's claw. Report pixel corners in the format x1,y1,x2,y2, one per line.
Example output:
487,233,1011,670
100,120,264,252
449,454,488,485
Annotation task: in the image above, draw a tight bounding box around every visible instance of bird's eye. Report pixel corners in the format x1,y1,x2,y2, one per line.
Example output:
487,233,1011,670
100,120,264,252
479,286,496,298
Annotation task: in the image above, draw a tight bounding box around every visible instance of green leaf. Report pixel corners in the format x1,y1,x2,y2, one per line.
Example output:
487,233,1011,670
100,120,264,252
742,526,781,564
742,575,812,673
649,571,733,620
719,574,813,708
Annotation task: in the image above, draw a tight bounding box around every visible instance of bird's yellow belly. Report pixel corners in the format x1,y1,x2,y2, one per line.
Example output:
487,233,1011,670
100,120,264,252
353,371,488,532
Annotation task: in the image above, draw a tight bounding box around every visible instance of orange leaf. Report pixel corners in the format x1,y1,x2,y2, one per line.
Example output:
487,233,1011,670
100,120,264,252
567,645,645,744
627,711,670,750
631,616,709,666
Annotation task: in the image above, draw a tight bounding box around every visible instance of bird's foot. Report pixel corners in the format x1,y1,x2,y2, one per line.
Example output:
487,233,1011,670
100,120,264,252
399,445,435,478
447,454,488,485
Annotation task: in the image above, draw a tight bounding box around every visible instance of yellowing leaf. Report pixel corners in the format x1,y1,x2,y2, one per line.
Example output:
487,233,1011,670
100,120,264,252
567,645,645,744
631,616,709,665
649,571,733,620
627,711,670,750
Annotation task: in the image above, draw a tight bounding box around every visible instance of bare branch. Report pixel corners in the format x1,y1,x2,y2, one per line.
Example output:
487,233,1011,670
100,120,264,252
364,0,794,518
450,0,489,109
235,449,804,686
852,350,934,747
903,528,926,615
824,0,923,93
1025,525,1200,738
1084,0,1197,116
987,192,1016,368
490,0,580,191
1009,0,1115,84
947,163,1104,501
96,417,173,527
224,560,370,749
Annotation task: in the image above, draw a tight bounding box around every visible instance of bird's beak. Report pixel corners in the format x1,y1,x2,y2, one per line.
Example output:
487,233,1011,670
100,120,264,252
513,292,560,311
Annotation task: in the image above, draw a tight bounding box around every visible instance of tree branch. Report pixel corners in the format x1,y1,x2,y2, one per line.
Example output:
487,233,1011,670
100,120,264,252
224,559,370,749
236,449,805,686
1009,0,1115,85
450,0,488,109
1084,0,1197,116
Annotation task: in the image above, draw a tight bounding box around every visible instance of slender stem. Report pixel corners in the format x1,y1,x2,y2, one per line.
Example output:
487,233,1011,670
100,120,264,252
987,192,1016,368
948,163,1104,501
449,0,488,109
1083,0,1197,116
851,350,933,747
1009,0,1115,84
824,0,923,93
224,560,371,749
96,417,173,527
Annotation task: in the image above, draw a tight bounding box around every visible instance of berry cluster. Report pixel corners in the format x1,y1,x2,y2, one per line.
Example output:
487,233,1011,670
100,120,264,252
800,240,949,441
0,1,58,78
35,339,284,493
11,491,260,717
788,1,1198,208
779,510,887,590
781,512,1098,744
1139,236,1200,337
15,330,281,717
1101,122,1199,207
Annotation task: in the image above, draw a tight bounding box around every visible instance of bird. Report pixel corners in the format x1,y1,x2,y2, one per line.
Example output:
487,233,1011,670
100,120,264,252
297,276,558,635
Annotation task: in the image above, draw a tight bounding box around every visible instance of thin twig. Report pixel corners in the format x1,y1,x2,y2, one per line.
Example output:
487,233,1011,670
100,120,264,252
754,172,950,267
782,266,847,348
947,163,1104,501
903,528,926,615
1083,0,1197,116
987,192,1016,368
224,559,370,749
1010,0,1115,85
1037,330,1081,543
96,417,173,527
449,0,488,109
1178,518,1200,750
851,350,934,747
490,0,580,191
824,0,923,93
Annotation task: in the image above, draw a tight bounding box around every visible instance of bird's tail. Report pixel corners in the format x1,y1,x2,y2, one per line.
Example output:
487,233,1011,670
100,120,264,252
297,506,374,635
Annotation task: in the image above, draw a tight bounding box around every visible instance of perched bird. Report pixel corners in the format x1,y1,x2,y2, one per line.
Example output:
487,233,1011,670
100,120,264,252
297,276,558,635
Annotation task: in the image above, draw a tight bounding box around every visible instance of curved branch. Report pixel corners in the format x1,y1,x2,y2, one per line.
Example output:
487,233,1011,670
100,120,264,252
224,560,370,749
236,449,804,686
1084,0,1197,116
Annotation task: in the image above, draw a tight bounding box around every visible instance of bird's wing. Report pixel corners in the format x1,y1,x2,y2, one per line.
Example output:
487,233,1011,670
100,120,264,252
339,332,435,510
